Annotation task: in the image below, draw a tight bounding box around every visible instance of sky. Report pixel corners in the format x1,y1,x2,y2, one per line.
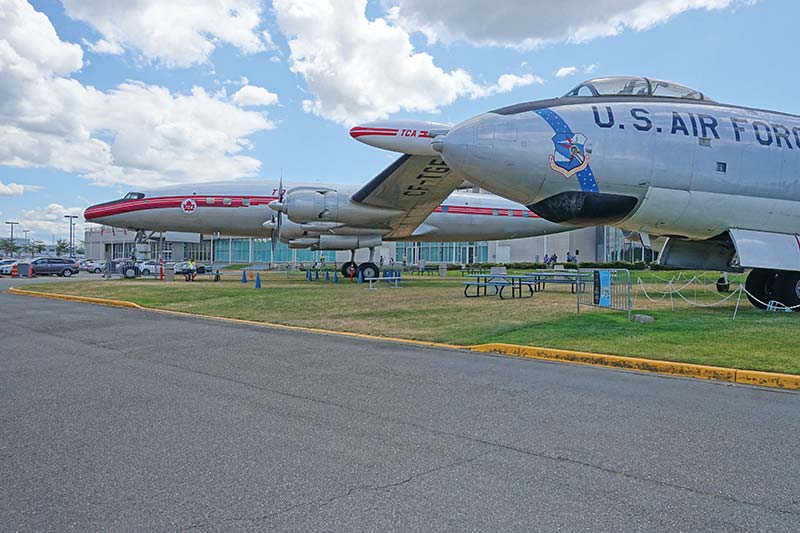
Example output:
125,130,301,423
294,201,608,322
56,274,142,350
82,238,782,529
0,0,793,243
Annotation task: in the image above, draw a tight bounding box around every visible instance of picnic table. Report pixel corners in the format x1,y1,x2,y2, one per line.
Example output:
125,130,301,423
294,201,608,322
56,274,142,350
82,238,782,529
526,270,592,293
463,273,543,299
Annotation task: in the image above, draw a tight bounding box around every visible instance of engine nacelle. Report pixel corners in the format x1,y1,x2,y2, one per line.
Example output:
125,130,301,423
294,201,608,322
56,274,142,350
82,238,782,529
287,235,382,250
282,187,402,226
350,120,452,156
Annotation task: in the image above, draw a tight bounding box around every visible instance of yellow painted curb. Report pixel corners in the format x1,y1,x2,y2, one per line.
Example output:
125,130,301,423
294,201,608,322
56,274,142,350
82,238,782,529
8,287,144,309
735,370,800,390
470,343,736,381
9,287,800,391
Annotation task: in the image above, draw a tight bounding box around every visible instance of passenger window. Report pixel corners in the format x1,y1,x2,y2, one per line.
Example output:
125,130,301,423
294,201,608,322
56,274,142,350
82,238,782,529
242,198,251,206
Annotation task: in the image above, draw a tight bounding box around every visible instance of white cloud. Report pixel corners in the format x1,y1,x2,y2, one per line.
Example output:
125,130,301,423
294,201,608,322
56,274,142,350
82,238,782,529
0,0,274,188
555,66,578,78
0,180,40,196
585,63,598,74
233,85,279,107
60,0,270,68
390,0,756,49
20,203,85,238
273,0,541,125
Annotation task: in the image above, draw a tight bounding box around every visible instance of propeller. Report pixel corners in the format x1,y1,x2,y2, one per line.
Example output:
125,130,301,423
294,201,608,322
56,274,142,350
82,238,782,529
269,171,285,259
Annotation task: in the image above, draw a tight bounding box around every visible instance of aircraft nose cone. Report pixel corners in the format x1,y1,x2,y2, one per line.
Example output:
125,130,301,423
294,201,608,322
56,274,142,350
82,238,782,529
436,120,483,178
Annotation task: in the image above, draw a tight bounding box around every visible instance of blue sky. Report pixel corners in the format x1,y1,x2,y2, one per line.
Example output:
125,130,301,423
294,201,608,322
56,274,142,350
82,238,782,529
0,0,792,242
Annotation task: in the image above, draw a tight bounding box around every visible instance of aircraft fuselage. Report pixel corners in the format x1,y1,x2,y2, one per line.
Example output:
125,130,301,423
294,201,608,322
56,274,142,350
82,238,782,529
439,97,800,240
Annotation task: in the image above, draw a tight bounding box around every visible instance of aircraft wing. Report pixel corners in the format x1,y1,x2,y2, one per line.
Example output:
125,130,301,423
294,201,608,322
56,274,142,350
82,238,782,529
351,154,464,239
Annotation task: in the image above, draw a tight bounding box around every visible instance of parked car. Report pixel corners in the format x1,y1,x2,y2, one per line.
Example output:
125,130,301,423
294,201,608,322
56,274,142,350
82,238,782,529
136,260,160,276
173,261,208,274
0,259,18,275
30,257,81,277
84,260,107,273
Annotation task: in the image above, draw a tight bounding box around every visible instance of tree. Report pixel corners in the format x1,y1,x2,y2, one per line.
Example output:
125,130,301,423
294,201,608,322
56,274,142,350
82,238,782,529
23,240,45,257
55,238,69,257
0,238,19,257
75,240,85,256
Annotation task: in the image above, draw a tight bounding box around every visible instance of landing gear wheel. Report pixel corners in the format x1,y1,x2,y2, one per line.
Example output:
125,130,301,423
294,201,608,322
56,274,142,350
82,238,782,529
358,262,380,280
141,269,151,276
745,269,778,309
773,271,800,309
341,261,357,278
716,276,730,293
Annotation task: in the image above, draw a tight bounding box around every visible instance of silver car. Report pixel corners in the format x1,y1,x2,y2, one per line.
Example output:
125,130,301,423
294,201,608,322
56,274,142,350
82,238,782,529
0,259,17,275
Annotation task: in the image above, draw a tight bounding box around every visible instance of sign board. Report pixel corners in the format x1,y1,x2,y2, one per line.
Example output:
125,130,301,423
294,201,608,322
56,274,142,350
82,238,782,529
164,231,201,243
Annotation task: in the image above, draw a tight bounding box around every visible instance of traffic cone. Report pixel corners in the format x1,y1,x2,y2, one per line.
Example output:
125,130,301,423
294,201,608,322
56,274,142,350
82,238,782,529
325,270,330,281
306,269,312,281
333,270,338,283
357,270,363,284
315,269,319,281
249,270,254,280
255,273,261,289
241,270,247,284
11,263,18,278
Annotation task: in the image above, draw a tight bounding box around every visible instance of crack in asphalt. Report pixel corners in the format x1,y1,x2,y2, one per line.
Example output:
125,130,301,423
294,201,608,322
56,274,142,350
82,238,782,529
179,451,491,530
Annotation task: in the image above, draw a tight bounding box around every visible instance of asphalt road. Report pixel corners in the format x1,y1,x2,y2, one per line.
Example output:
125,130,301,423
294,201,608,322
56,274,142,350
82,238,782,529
1,280,799,531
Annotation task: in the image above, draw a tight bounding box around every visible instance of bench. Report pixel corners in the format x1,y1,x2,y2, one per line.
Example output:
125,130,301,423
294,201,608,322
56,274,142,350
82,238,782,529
410,264,439,275
365,276,402,289
463,280,512,298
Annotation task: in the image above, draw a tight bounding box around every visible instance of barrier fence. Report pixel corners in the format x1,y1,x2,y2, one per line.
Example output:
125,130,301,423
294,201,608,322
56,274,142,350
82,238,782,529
576,269,632,320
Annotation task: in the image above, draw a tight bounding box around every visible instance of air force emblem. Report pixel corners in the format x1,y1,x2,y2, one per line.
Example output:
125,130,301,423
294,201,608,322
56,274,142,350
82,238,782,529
548,133,590,178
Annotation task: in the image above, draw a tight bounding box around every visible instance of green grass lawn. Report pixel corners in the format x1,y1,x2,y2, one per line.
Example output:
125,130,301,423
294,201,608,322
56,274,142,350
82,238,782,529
17,271,800,374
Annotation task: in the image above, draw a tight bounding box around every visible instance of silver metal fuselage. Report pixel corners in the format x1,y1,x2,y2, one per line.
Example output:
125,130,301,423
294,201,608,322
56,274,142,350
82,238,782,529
84,181,568,244
439,97,800,240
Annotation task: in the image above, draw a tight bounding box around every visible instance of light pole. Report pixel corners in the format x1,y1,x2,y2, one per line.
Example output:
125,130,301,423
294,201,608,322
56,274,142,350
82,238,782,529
5,221,19,258
64,215,78,258
22,230,30,257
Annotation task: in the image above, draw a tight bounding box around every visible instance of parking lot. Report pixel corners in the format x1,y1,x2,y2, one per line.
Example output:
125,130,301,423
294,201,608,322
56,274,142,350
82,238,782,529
2,284,799,531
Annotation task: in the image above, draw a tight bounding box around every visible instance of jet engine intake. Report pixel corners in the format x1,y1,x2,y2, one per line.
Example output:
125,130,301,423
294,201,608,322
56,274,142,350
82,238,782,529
529,191,638,225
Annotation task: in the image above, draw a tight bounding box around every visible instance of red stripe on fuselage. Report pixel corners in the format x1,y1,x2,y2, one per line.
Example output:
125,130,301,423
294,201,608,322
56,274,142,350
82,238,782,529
84,195,540,220
84,195,277,220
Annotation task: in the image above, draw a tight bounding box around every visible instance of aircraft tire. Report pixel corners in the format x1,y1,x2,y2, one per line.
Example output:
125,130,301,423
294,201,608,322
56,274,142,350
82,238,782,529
715,276,730,293
341,261,357,278
358,262,380,280
773,271,800,309
745,269,778,309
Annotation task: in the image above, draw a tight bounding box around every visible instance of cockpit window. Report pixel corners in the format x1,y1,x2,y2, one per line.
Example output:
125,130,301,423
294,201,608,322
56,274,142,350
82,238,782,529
563,77,711,101
123,192,145,200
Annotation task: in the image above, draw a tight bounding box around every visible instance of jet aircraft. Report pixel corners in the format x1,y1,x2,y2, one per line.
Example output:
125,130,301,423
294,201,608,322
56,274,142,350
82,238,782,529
413,76,800,309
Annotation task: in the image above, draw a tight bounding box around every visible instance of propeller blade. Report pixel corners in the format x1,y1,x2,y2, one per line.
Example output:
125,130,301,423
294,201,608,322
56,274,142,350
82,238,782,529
272,170,284,260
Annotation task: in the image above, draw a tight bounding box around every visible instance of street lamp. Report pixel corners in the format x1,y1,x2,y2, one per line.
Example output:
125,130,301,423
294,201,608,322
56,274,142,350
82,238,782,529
5,221,19,258
64,215,79,258
22,230,30,257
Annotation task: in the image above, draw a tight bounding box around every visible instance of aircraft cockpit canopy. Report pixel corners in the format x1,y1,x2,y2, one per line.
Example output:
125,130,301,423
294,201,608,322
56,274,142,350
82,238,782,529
563,77,712,101
123,192,145,200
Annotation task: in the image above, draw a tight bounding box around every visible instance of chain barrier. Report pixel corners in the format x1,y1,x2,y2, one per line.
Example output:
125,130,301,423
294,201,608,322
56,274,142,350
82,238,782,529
635,273,800,319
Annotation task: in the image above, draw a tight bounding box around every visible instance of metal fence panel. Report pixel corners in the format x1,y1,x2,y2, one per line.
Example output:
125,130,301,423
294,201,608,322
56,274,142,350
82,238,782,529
576,268,632,320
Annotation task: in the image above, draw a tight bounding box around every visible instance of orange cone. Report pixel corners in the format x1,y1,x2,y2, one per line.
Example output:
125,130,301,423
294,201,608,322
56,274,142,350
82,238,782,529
11,263,18,278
